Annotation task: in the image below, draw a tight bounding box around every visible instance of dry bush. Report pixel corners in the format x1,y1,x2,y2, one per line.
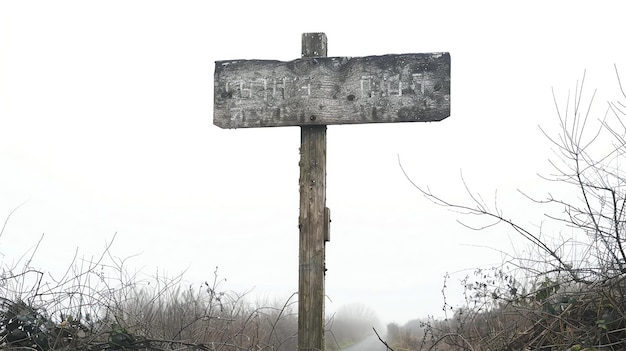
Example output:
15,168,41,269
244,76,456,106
386,319,427,350
0,223,298,351
394,68,626,351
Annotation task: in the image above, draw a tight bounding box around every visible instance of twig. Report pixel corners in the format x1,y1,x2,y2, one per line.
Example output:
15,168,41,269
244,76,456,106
373,327,394,351
427,332,475,351
0,201,28,240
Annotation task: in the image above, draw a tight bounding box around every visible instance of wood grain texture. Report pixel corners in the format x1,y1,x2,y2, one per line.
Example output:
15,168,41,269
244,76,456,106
298,125,327,351
298,32,327,351
214,52,450,128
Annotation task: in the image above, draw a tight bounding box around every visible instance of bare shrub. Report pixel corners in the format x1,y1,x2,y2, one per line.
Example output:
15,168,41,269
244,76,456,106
0,216,299,351
397,68,626,350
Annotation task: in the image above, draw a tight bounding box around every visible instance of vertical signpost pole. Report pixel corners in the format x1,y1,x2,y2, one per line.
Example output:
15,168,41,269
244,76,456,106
214,32,450,351
298,32,328,351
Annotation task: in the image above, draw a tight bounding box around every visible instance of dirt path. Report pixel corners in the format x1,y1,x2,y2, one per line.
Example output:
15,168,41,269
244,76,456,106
339,334,389,351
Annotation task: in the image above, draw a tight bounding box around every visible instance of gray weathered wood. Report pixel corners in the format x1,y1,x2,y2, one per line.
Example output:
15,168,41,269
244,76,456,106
213,32,452,351
214,53,450,128
298,32,327,351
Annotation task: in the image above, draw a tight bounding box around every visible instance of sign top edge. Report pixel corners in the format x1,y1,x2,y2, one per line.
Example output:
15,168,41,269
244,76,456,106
215,52,450,65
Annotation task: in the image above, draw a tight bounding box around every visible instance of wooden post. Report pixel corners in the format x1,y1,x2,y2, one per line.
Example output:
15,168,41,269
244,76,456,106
298,32,327,351
213,32,451,351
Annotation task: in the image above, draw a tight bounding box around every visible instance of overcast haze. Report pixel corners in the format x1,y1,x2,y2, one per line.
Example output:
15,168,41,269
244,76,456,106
1,1,626,325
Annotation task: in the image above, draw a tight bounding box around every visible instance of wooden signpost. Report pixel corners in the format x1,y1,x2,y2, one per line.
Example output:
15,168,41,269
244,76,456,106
214,33,450,351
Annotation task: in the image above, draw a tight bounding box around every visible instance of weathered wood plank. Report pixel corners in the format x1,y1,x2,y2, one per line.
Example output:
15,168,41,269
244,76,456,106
213,53,450,128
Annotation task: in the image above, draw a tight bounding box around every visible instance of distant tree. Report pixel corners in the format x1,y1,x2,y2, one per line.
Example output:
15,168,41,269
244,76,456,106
386,319,427,350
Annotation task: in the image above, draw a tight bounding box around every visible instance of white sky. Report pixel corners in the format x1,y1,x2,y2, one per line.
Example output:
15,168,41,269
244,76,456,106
1,1,625,325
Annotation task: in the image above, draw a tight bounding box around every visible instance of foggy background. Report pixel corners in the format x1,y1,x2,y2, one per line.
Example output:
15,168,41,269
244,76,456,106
1,1,625,325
